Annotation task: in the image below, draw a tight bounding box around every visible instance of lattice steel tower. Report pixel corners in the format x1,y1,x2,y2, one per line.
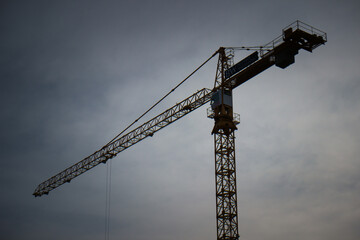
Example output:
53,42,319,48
208,47,240,239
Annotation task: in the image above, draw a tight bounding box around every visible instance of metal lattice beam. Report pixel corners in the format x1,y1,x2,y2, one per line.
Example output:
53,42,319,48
213,47,234,89
214,129,239,240
33,88,213,197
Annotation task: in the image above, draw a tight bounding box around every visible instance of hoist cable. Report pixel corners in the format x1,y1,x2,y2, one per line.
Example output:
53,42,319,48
104,160,112,240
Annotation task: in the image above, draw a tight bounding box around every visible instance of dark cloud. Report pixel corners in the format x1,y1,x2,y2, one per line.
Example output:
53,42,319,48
1,0,360,239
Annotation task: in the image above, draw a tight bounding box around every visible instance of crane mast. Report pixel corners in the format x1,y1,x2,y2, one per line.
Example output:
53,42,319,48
210,47,240,239
33,20,326,240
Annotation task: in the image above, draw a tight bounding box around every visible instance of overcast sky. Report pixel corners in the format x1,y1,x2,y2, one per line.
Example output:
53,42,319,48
1,0,360,240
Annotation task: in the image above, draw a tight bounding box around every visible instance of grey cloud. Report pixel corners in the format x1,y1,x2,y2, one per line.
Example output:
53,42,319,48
1,0,360,240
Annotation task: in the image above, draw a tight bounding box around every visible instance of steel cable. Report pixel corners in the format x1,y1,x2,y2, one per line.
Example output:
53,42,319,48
105,49,219,146
104,160,112,240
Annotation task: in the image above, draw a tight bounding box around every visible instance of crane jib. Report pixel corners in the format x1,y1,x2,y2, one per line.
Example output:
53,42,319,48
224,51,259,79
33,88,213,197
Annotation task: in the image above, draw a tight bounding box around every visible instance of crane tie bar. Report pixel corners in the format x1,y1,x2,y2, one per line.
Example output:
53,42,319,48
106,49,219,146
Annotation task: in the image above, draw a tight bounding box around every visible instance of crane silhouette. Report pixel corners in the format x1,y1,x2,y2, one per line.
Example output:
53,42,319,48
33,20,326,240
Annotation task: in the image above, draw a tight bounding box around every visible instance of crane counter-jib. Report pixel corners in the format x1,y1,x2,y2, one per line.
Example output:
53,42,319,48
218,21,327,92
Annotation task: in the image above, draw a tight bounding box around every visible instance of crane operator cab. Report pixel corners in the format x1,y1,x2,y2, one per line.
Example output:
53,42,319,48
210,89,237,135
210,89,233,110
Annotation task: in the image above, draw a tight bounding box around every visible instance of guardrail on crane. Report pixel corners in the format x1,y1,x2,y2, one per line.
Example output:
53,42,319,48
260,20,327,57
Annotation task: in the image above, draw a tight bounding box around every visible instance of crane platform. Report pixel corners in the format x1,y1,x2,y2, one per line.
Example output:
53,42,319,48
260,20,327,56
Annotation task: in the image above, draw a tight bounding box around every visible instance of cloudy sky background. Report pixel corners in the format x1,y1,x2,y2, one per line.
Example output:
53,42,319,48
1,0,360,239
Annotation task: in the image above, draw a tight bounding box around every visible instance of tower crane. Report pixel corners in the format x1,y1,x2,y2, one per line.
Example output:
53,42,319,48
33,21,326,240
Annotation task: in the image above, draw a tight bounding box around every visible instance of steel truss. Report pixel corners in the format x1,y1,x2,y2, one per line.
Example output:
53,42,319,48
33,88,213,196
214,129,239,240
213,47,234,89
211,48,240,240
